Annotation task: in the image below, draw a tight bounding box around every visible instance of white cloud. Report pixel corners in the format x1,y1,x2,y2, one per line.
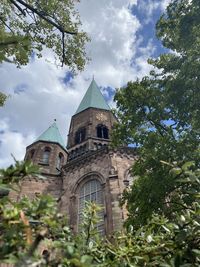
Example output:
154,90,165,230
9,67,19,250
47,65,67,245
161,0,172,10
0,0,157,167
137,0,172,24
0,119,35,167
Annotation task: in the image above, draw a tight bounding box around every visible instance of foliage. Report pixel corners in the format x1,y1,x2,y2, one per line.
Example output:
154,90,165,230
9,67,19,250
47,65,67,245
1,0,200,266
0,0,89,71
0,91,7,106
1,160,200,267
112,0,200,228
0,160,104,266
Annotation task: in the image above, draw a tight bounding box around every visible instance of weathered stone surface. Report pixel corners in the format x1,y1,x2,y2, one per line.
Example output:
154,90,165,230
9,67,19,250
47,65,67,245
14,104,137,235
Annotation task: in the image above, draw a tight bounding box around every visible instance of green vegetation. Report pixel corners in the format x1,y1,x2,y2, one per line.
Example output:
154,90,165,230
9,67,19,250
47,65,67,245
0,92,7,106
0,0,89,70
0,160,199,266
112,0,200,227
0,0,199,266
0,0,89,107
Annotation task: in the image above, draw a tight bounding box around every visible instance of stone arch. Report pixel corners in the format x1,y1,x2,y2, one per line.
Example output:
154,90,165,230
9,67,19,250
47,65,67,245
69,172,106,234
71,171,105,195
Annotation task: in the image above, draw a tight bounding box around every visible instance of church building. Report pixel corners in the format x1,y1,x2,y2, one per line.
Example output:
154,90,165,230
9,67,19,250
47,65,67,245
22,79,136,235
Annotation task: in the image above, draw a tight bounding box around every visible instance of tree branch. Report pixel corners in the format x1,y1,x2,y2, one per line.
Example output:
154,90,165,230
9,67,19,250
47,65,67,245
9,0,26,16
0,16,14,33
10,0,77,35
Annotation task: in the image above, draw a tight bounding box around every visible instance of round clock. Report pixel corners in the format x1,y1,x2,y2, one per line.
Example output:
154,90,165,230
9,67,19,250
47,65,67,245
96,113,107,121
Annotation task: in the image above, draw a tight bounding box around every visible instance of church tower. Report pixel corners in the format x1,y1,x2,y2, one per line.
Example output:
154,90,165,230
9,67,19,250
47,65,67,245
18,79,136,236
20,122,68,200
60,79,136,235
67,79,117,160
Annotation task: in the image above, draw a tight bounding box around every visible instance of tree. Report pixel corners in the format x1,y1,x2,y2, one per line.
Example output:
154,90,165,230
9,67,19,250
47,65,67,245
112,0,200,227
0,0,89,71
1,160,200,266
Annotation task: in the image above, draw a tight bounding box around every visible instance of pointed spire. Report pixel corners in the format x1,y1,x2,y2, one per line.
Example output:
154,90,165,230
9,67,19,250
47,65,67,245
35,122,66,149
75,79,110,115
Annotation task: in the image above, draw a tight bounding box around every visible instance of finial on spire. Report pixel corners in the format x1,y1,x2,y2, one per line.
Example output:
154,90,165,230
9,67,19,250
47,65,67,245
54,119,57,122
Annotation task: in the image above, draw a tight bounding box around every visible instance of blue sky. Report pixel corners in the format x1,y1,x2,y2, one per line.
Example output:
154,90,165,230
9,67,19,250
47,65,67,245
0,0,171,167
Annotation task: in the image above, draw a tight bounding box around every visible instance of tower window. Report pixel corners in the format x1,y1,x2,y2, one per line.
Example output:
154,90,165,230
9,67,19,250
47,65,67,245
75,128,86,144
96,125,109,139
42,147,51,164
78,178,104,234
57,153,64,170
30,149,35,159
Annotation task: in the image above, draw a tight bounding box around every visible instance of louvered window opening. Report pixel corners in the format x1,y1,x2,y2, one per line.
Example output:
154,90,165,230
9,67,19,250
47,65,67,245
78,179,104,235
75,128,86,144
97,125,109,139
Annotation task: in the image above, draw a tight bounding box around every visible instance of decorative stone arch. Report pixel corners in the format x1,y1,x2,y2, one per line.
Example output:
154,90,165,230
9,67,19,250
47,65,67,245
69,172,106,234
71,171,105,194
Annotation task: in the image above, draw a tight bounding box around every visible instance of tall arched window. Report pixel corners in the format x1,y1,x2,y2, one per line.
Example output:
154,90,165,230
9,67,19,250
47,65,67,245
42,147,51,164
78,178,104,234
96,124,109,139
56,153,64,170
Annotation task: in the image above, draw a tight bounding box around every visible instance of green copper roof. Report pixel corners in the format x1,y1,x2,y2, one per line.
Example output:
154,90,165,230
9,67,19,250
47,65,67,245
75,79,110,114
35,122,66,149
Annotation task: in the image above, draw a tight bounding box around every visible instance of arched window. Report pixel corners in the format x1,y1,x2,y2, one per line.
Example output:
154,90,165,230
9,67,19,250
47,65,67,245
75,128,86,144
78,179,104,234
56,153,64,170
30,149,35,159
42,147,51,164
96,125,109,139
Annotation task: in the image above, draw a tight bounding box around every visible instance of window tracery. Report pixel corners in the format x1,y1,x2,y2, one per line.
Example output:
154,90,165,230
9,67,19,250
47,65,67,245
78,178,104,234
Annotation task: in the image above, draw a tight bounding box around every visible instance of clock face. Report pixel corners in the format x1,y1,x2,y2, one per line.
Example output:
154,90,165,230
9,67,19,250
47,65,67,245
96,113,107,121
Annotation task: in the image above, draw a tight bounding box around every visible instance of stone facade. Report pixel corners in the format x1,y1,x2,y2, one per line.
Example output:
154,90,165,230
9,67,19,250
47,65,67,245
15,81,136,236
25,141,68,175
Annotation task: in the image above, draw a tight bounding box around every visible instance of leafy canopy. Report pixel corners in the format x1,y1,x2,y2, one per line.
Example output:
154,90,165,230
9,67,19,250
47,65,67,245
112,0,200,227
0,160,200,266
0,0,89,71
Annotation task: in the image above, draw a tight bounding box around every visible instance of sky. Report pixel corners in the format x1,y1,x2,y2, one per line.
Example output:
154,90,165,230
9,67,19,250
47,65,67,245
0,0,171,167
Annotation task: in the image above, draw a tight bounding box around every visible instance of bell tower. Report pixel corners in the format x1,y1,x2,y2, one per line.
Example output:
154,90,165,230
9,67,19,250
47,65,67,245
61,79,136,235
18,78,136,236
67,79,117,161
